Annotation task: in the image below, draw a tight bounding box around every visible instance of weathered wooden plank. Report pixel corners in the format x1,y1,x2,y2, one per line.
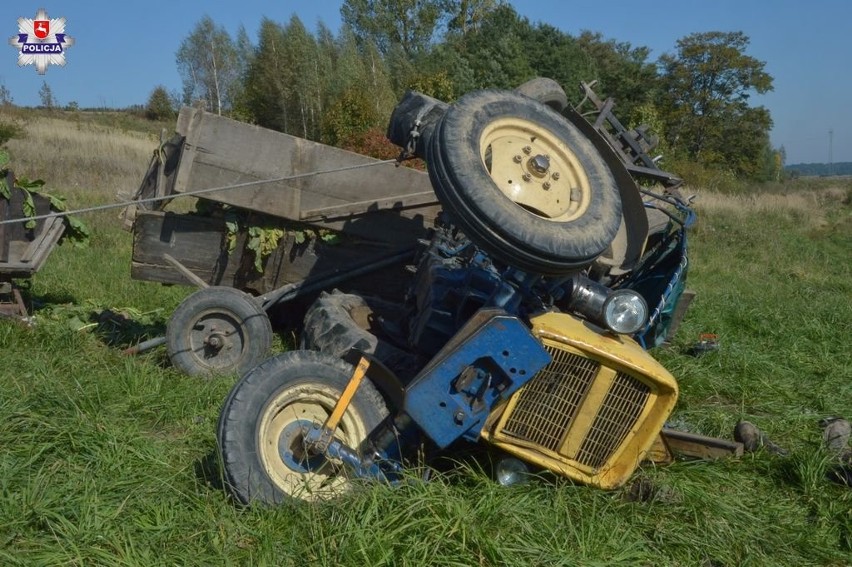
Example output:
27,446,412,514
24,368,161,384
0,188,63,277
660,428,744,460
132,211,227,271
170,107,435,223
181,156,302,220
300,191,438,222
163,253,209,289
172,107,205,194
17,217,64,267
131,210,418,295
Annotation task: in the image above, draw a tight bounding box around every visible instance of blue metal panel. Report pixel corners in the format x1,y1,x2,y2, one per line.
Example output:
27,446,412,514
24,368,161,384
404,311,551,448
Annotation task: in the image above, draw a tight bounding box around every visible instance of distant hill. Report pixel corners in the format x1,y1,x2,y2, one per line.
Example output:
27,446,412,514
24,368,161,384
785,162,852,176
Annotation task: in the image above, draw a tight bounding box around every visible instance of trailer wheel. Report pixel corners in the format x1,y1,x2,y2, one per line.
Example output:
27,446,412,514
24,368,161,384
426,90,622,275
167,286,272,377
217,350,388,505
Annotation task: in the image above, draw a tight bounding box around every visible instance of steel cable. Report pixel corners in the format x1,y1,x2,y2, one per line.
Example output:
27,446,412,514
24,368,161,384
0,159,399,226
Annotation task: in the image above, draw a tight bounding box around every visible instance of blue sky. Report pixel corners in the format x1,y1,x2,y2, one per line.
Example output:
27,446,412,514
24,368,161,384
1,1,848,165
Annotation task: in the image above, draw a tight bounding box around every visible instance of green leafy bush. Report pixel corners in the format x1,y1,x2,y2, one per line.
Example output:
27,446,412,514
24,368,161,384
0,120,22,146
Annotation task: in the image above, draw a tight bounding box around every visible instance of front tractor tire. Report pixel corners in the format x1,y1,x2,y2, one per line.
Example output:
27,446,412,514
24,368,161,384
217,350,389,505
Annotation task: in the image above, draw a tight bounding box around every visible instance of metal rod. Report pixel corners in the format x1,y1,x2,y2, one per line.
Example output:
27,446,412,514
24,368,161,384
259,248,415,310
313,356,371,453
121,336,167,356
0,159,399,227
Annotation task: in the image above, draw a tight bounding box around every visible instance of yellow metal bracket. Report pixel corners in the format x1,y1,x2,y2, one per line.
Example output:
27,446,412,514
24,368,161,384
313,356,371,453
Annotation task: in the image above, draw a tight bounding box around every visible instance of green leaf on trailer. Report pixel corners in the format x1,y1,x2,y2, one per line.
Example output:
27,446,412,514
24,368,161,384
0,175,9,200
247,225,284,272
319,230,341,245
21,189,36,229
46,193,67,211
15,176,45,189
63,215,91,248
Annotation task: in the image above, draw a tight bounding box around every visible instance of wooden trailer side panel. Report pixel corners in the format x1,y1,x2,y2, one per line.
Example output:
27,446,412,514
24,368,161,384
170,107,439,242
0,181,65,278
131,210,415,296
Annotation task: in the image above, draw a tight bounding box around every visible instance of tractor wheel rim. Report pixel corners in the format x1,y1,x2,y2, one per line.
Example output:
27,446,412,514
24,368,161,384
258,383,368,500
480,117,592,222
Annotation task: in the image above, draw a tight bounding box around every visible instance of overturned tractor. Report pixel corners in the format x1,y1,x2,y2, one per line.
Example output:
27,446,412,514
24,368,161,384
128,79,708,504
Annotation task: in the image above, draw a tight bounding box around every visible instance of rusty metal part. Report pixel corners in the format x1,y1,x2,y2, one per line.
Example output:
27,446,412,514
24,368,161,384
660,428,744,460
576,81,682,189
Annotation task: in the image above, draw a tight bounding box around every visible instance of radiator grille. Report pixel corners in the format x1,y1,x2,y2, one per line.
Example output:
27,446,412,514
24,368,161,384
574,372,650,469
499,344,651,471
500,346,598,452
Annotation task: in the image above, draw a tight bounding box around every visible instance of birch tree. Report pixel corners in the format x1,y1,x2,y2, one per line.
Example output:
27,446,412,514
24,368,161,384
176,17,240,115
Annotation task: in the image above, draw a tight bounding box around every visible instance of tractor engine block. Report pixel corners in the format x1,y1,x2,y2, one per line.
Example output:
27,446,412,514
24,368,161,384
406,222,547,357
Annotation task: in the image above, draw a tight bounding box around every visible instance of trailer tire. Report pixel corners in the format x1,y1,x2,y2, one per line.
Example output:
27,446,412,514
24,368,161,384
167,286,272,377
217,350,388,505
426,89,622,275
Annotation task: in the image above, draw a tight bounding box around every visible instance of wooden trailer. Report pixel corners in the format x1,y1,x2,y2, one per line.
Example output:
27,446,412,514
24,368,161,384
124,107,442,376
0,171,65,320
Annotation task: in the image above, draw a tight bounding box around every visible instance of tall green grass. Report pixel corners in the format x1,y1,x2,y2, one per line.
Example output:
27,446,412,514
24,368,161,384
0,113,850,565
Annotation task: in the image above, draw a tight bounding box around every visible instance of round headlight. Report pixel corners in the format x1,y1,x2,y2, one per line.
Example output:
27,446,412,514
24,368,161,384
495,457,530,487
602,290,648,335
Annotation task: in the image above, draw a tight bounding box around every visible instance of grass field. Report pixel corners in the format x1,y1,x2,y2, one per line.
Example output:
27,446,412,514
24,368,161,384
1,110,850,566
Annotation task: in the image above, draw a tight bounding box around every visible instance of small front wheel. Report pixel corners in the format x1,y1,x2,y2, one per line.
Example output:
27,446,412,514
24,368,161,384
166,286,272,377
217,350,389,505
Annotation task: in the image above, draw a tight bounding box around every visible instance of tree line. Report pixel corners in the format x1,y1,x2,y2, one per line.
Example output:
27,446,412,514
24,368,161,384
785,162,852,177
152,1,780,185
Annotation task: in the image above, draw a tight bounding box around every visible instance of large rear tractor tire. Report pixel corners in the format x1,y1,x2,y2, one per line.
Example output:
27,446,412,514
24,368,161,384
302,290,418,377
426,90,622,275
217,350,389,505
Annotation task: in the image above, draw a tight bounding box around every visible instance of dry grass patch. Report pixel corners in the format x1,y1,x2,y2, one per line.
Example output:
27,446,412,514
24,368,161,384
2,111,158,204
690,186,851,232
